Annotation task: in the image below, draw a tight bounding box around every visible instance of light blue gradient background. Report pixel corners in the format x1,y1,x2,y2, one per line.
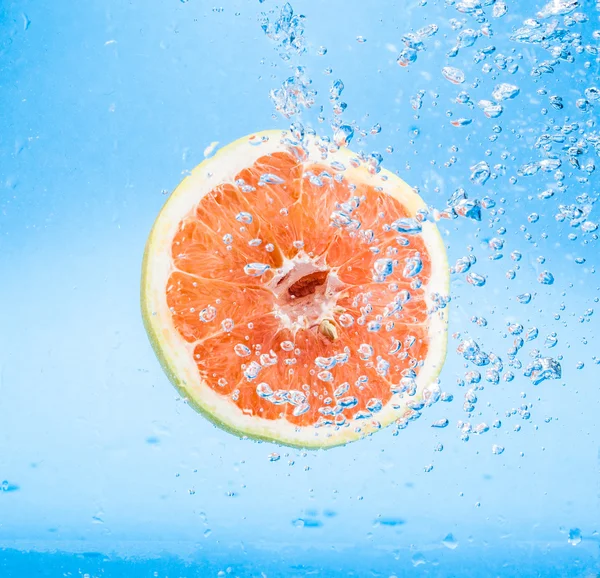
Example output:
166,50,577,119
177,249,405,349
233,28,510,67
1,0,599,575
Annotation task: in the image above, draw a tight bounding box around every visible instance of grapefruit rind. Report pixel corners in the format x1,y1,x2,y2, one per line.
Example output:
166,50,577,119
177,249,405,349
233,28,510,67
141,129,449,449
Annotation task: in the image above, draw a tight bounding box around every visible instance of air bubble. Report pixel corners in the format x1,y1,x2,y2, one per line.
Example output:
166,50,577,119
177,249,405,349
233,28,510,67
244,263,270,277
235,212,253,224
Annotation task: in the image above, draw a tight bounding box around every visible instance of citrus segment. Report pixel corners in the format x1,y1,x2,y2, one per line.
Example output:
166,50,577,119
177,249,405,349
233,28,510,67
141,130,449,448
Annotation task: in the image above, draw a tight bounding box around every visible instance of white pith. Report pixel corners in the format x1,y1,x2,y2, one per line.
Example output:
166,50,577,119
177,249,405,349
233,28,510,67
141,129,450,449
266,252,345,336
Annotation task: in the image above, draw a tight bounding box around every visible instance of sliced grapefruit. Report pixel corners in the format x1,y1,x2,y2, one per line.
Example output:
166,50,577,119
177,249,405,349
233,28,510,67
141,130,449,448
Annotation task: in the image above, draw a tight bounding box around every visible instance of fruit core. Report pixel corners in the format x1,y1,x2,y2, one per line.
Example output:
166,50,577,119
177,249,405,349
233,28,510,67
267,255,344,342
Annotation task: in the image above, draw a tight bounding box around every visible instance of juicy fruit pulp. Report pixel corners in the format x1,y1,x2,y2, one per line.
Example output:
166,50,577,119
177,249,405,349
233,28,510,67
142,130,449,448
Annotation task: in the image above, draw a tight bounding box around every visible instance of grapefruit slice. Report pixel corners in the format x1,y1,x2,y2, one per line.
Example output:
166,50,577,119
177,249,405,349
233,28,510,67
141,130,449,448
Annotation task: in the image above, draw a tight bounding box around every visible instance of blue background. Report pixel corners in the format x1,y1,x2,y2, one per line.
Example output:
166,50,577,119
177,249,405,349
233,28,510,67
1,0,599,575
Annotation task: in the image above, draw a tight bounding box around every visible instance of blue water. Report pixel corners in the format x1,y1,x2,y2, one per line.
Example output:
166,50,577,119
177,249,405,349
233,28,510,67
2,0,599,575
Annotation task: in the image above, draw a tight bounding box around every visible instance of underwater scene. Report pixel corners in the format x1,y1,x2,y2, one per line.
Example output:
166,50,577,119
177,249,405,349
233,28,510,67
1,0,600,576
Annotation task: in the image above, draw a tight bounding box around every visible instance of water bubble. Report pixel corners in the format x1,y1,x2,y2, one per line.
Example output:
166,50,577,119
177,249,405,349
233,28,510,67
432,418,449,428
403,254,423,278
270,390,289,405
330,79,344,99
243,361,262,381
317,46,327,56
391,218,422,234
538,271,554,285
442,66,466,84
537,0,579,18
478,100,503,118
492,83,520,101
568,528,582,546
470,161,491,185
517,293,532,304
453,257,472,274
373,258,395,282
260,351,278,367
268,453,280,462
358,344,374,360
527,357,562,385
338,396,358,408
269,67,315,118
260,3,306,55
293,403,310,417
366,398,383,413
466,272,486,287
256,382,273,398
465,370,481,384
280,340,294,352
315,356,337,370
455,199,482,221
333,124,354,147
199,305,217,322
492,0,507,17
492,444,505,455
451,118,473,127
317,370,334,382
235,211,253,224
525,327,539,341
265,243,275,253
244,263,270,277
442,533,459,549
221,318,234,332
333,382,350,398
458,28,479,48
410,90,425,109
397,48,418,67
339,313,354,327
234,344,251,357
222,234,233,245
0,480,19,492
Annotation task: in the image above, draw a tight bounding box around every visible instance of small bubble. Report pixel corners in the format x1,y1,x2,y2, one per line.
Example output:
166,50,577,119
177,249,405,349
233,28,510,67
199,305,217,322
280,340,294,352
442,66,465,84
235,211,253,224
568,528,582,546
442,533,458,549
234,344,251,357
339,313,355,327
243,361,262,381
492,83,520,101
244,263,270,277
466,272,486,287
